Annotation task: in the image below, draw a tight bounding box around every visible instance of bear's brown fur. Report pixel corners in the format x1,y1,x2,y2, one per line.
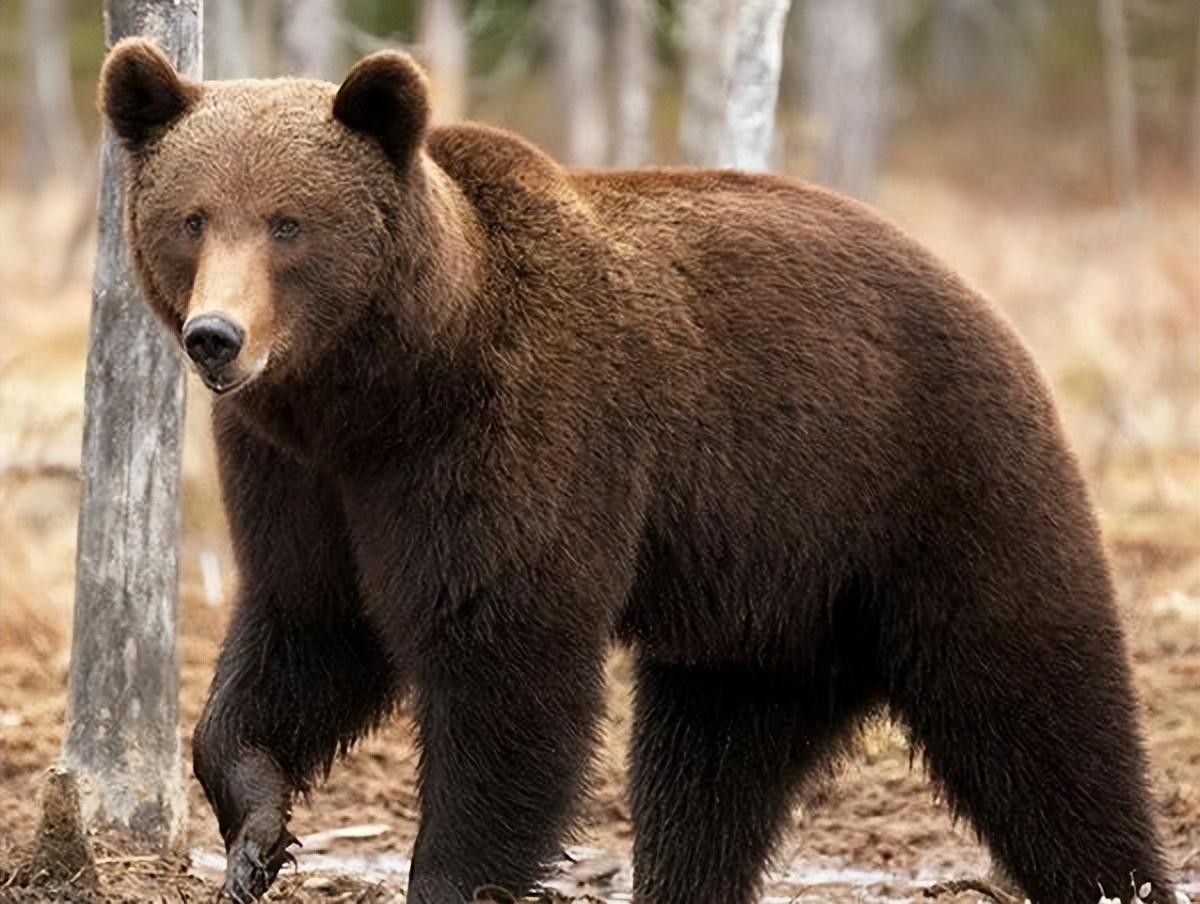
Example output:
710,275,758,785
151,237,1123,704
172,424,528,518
100,39,1173,904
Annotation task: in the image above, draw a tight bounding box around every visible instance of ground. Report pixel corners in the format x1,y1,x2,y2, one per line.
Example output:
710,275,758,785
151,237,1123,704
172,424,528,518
0,178,1196,903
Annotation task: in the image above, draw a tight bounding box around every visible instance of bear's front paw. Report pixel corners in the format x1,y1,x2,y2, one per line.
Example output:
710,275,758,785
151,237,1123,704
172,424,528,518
221,811,299,903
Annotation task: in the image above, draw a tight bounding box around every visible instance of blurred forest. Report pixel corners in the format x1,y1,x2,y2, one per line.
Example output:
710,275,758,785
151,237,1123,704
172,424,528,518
1,2,1199,901
3,0,1200,187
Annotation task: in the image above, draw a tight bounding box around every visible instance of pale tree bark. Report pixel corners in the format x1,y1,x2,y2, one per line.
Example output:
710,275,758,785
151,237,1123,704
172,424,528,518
679,0,740,166
722,0,793,171
280,0,345,80
929,0,976,102
612,0,655,167
927,0,1041,102
205,0,250,79
803,0,890,199
19,0,85,190
418,0,468,122
549,0,607,165
1100,0,1139,210
247,0,279,76
50,0,201,855
1194,10,1200,181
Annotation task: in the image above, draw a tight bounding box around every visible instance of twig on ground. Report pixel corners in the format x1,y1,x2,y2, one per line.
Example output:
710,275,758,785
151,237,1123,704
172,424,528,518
924,877,1027,904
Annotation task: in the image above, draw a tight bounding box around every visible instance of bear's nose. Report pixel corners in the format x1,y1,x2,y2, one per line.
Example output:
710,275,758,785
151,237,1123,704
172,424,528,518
182,314,244,370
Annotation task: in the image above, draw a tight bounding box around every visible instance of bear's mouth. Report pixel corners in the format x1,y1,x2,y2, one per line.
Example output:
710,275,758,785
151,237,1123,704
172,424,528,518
191,355,268,396
199,371,249,395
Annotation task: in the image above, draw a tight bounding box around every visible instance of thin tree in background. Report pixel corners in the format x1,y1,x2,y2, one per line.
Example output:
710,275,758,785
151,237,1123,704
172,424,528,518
205,0,249,79
928,0,1045,106
281,0,344,81
722,0,793,171
612,0,655,167
928,0,975,103
47,0,201,858
678,0,739,166
550,0,607,165
1194,10,1200,181
247,0,278,77
803,0,890,199
19,0,85,190
418,0,468,122
1100,0,1140,210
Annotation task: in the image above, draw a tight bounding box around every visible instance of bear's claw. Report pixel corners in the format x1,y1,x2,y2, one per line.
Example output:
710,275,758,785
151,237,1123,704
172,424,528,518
221,825,299,902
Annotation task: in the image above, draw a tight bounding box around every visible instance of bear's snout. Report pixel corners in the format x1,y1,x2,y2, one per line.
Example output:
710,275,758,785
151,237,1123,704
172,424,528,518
183,313,245,373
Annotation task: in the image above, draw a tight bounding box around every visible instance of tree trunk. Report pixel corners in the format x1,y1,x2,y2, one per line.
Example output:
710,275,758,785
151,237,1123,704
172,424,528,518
678,0,739,166
418,0,468,122
1194,10,1200,182
204,0,249,79
1100,0,1139,210
803,0,890,199
612,0,655,167
549,0,607,165
928,0,976,103
722,0,793,171
247,0,278,77
19,0,85,190
54,0,200,853
280,0,344,80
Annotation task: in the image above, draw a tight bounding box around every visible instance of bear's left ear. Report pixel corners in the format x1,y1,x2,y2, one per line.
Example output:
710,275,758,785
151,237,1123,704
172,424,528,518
100,38,199,148
333,51,431,169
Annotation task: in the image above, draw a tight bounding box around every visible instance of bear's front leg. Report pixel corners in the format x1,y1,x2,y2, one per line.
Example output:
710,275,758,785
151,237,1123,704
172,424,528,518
194,409,398,901
206,747,296,903
405,583,608,904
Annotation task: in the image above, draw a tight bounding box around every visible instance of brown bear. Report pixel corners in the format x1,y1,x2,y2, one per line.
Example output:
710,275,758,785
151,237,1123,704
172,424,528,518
99,38,1173,904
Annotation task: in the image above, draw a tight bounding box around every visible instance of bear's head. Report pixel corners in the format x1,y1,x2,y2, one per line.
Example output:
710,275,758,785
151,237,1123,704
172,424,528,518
99,39,434,395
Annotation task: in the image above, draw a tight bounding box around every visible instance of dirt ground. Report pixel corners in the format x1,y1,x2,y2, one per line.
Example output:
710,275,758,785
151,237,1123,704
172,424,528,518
1,537,1198,902
1,180,1198,903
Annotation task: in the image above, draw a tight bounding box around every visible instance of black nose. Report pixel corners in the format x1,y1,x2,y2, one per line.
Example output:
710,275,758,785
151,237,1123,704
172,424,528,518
182,314,244,370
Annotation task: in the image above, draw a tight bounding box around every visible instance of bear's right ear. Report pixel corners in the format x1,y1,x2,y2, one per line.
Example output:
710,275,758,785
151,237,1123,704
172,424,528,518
100,38,198,148
333,51,431,169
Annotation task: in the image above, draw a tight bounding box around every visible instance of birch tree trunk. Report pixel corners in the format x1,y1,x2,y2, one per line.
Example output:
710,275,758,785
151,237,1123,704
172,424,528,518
679,0,739,166
280,0,344,80
612,0,655,167
722,0,792,171
1194,11,1200,181
247,0,278,77
205,0,249,79
418,0,468,122
1099,0,1139,210
803,0,890,199
19,0,85,190
52,0,201,854
929,0,976,103
550,0,607,165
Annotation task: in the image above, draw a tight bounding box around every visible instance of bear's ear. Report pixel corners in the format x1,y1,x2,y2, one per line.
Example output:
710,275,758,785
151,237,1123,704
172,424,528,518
100,38,198,148
333,51,431,169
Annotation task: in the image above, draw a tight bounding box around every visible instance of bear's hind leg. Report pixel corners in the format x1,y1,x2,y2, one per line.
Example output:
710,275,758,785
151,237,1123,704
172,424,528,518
888,532,1173,902
628,657,872,904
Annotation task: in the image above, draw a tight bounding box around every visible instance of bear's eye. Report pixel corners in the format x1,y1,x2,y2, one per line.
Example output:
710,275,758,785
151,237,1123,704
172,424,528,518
271,218,300,242
183,213,205,238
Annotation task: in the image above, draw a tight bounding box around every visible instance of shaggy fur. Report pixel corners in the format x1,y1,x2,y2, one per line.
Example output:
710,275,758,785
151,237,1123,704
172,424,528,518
101,39,1173,904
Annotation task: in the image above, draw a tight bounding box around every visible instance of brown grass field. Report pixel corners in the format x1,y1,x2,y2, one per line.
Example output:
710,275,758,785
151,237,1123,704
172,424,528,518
0,172,1197,902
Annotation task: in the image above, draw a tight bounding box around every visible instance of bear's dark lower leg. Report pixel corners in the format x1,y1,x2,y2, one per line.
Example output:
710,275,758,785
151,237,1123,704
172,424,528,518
193,604,395,902
628,658,868,904
891,571,1173,903
405,610,607,904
